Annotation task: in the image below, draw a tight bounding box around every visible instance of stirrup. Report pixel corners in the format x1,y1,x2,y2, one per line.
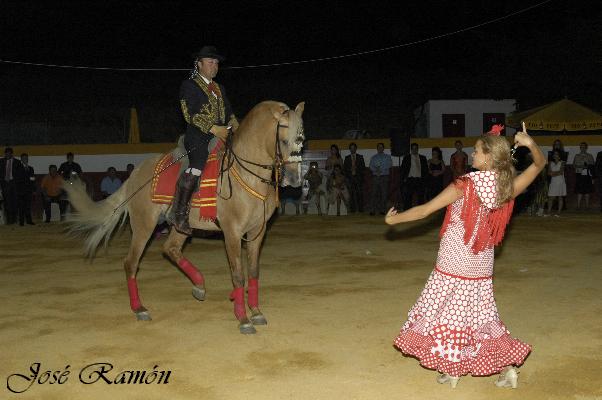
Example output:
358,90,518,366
495,366,519,389
436,374,460,388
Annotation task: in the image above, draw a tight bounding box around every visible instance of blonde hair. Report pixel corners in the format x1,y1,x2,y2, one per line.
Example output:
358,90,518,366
477,136,516,205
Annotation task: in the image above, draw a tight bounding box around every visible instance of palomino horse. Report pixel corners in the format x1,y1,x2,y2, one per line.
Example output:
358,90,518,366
64,101,305,334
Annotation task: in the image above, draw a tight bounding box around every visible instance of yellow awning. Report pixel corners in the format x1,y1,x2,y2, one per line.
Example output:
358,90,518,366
128,107,141,144
507,98,602,132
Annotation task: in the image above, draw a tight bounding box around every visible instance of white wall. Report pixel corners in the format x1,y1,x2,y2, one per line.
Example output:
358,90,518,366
27,154,160,174
425,99,517,138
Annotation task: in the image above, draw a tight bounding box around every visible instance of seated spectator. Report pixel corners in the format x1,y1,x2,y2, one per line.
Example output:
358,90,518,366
326,164,349,216
303,161,325,215
40,165,66,222
58,152,83,180
126,163,135,179
100,166,122,198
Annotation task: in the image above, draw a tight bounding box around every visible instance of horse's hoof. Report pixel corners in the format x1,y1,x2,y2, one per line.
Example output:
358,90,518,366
135,311,152,321
239,322,256,335
250,313,267,325
192,286,206,301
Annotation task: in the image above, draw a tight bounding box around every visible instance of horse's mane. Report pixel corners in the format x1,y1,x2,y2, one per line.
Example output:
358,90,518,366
236,101,290,134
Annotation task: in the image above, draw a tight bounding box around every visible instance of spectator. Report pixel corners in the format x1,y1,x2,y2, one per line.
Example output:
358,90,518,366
548,139,568,163
40,165,66,222
303,161,324,215
368,142,392,215
547,150,567,217
343,142,365,213
326,164,349,216
531,167,548,217
572,142,594,210
325,144,343,173
595,150,602,212
58,152,83,180
450,140,468,178
279,185,302,215
126,163,135,178
0,147,24,225
18,153,36,225
427,146,445,200
400,142,429,210
100,166,122,198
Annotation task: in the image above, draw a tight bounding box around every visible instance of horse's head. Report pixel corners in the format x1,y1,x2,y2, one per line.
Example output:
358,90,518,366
271,102,305,187
234,101,306,187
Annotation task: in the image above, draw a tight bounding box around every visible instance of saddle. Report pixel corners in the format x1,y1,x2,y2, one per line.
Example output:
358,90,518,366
151,136,223,222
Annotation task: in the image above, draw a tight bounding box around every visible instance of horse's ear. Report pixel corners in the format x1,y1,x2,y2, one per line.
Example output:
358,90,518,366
295,102,305,117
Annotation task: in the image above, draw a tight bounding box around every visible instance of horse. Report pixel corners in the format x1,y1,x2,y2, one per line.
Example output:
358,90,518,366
64,101,305,334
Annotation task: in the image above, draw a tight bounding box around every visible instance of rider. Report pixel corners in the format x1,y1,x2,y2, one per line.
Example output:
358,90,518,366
168,45,239,235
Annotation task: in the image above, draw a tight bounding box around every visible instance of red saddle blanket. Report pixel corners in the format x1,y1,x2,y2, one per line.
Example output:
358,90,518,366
151,142,222,221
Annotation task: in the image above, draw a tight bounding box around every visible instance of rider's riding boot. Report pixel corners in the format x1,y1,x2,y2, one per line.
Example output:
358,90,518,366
168,172,199,236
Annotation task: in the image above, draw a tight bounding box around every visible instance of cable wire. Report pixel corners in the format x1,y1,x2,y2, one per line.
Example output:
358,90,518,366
0,0,553,72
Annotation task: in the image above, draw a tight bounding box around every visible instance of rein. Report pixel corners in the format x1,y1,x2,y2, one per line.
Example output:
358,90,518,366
217,110,290,241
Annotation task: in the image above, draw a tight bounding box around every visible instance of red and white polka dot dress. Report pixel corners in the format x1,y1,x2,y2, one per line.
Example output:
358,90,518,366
393,171,531,377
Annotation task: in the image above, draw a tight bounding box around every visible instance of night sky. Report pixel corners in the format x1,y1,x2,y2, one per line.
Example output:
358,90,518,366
1,0,600,142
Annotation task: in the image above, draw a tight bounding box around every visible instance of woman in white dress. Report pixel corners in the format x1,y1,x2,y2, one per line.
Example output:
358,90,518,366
547,150,566,216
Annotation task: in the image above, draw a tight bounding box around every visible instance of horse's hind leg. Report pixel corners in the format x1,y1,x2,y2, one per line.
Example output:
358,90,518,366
246,229,268,326
163,229,206,301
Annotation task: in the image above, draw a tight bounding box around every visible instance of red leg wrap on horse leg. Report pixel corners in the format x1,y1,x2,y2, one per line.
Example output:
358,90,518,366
127,277,142,311
247,278,259,309
229,287,246,320
177,258,205,286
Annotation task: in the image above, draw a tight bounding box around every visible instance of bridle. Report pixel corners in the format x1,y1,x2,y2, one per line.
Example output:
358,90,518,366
218,109,294,241
219,109,290,196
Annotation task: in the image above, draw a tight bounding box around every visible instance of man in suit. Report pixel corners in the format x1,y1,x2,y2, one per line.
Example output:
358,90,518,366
168,45,239,235
17,153,36,225
368,143,392,215
343,142,365,213
400,142,429,210
0,147,25,224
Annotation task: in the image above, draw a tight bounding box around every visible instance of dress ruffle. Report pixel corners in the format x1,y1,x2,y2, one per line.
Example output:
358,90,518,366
394,327,531,376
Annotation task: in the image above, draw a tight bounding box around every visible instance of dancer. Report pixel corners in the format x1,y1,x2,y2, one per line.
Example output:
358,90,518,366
385,123,545,389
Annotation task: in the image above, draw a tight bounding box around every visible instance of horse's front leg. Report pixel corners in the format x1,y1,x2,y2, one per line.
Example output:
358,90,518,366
246,226,268,326
224,230,256,334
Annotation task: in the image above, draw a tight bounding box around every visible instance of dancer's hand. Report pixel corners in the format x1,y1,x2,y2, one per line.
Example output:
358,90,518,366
514,122,535,148
385,207,398,225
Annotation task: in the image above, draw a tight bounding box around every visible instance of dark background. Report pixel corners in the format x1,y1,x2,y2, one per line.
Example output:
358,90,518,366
1,0,600,144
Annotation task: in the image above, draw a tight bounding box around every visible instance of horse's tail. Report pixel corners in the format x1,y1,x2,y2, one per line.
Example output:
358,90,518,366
63,178,130,258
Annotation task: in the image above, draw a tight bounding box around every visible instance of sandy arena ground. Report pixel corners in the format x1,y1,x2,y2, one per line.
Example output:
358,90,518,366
1,211,601,400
